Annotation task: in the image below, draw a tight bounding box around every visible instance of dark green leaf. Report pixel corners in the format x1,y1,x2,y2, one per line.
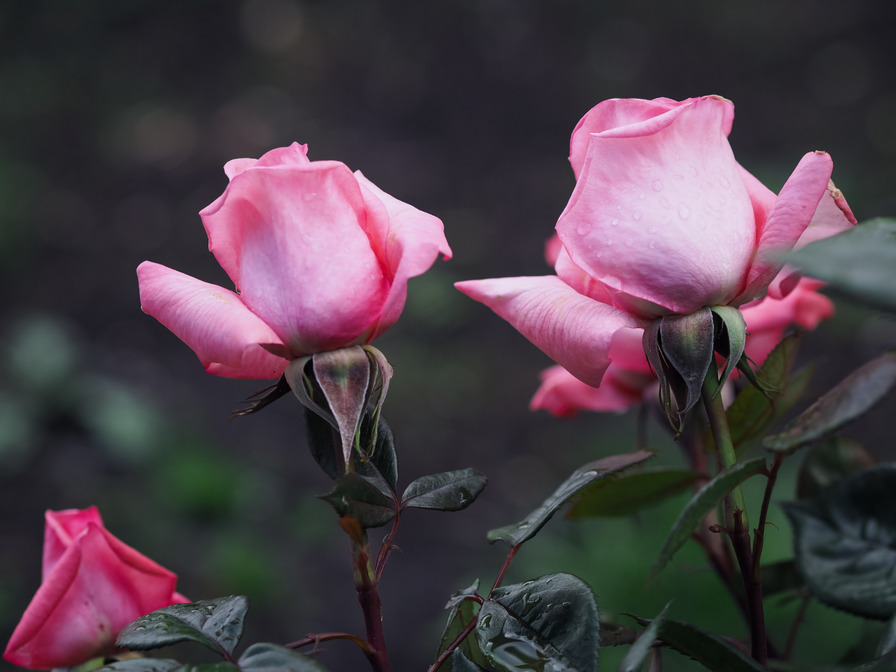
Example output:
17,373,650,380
786,218,896,313
796,435,876,499
437,583,489,670
116,596,248,656
318,473,396,528
238,643,332,671
765,352,896,453
487,451,654,547
877,613,896,658
630,616,766,672
649,458,766,583
402,468,487,511
98,660,183,671
566,468,699,519
356,415,398,492
725,335,808,449
450,649,491,672
617,602,670,672
782,464,896,619
476,574,600,672
304,407,341,480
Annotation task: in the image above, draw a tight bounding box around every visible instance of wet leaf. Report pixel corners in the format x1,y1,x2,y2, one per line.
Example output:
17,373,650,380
319,473,396,528
437,583,489,669
649,458,766,583
566,468,699,519
487,451,654,547
782,464,896,619
238,642,332,671
402,468,487,511
116,596,248,656
98,660,183,671
476,574,599,672
796,435,876,499
618,602,670,672
765,352,896,453
450,649,490,672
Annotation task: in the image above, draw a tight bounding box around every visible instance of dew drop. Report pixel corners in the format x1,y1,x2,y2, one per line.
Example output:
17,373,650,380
576,223,592,235
302,191,317,202
651,179,663,191
678,206,691,220
633,210,642,221
610,218,619,227
624,238,633,247
638,192,646,201
660,197,670,209
719,176,731,189
648,225,658,233
648,240,656,249
606,239,614,246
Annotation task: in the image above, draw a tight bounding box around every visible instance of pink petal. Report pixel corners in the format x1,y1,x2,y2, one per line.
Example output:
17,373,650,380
354,171,452,341
201,163,389,355
137,261,289,379
568,96,734,180
5,522,181,669
530,364,654,416
43,507,103,580
558,96,755,315
223,142,310,179
738,151,834,302
455,276,648,386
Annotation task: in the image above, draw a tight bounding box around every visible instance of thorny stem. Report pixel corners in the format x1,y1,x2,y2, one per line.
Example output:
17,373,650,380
286,631,372,653
700,361,768,665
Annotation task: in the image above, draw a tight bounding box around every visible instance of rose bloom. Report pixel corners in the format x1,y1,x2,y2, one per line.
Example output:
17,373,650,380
531,278,834,417
138,143,451,379
456,96,855,390
4,507,187,669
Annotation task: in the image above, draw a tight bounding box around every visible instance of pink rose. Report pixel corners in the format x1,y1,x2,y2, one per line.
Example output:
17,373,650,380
456,96,855,388
531,279,834,417
4,507,188,669
138,143,451,379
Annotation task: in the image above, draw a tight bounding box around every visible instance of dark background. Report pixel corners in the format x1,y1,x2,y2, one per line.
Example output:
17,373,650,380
2,1,896,670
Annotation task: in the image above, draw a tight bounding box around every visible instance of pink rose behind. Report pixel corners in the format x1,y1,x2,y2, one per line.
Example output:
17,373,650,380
4,507,188,670
138,143,451,379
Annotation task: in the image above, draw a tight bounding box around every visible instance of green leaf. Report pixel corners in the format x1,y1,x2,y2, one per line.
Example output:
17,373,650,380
760,559,803,597
765,352,896,453
475,574,600,672
402,468,487,511
450,649,490,672
304,407,341,480
437,583,489,670
649,458,766,582
877,613,896,658
786,218,896,313
238,643,332,671
630,616,766,672
617,602,670,672
98,660,183,671
566,468,699,519
116,596,248,656
318,473,396,528
782,464,896,619
796,435,876,499
710,305,747,390
725,335,809,449
487,451,654,547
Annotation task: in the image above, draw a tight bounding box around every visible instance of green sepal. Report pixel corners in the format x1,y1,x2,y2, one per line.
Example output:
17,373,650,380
475,574,600,672
318,473,397,528
487,451,653,547
765,352,896,454
402,468,487,512
115,596,248,657
782,464,896,620
710,305,747,391
649,457,766,583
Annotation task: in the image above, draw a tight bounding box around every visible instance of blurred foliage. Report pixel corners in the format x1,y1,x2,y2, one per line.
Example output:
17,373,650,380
2,1,896,670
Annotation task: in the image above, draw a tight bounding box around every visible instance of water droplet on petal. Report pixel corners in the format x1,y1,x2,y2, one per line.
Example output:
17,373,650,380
638,192,646,201
678,206,690,220
302,192,317,202
633,210,642,221
576,223,592,235
610,218,619,227
719,176,731,189
648,225,658,233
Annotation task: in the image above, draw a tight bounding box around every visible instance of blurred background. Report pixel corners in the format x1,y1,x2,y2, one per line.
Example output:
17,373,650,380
2,0,895,670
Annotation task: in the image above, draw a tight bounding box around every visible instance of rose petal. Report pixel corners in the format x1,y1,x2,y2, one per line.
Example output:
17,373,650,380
201,162,389,354
43,507,104,580
354,171,452,341
738,151,834,302
559,96,755,315
455,276,648,386
531,364,654,416
137,261,289,379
